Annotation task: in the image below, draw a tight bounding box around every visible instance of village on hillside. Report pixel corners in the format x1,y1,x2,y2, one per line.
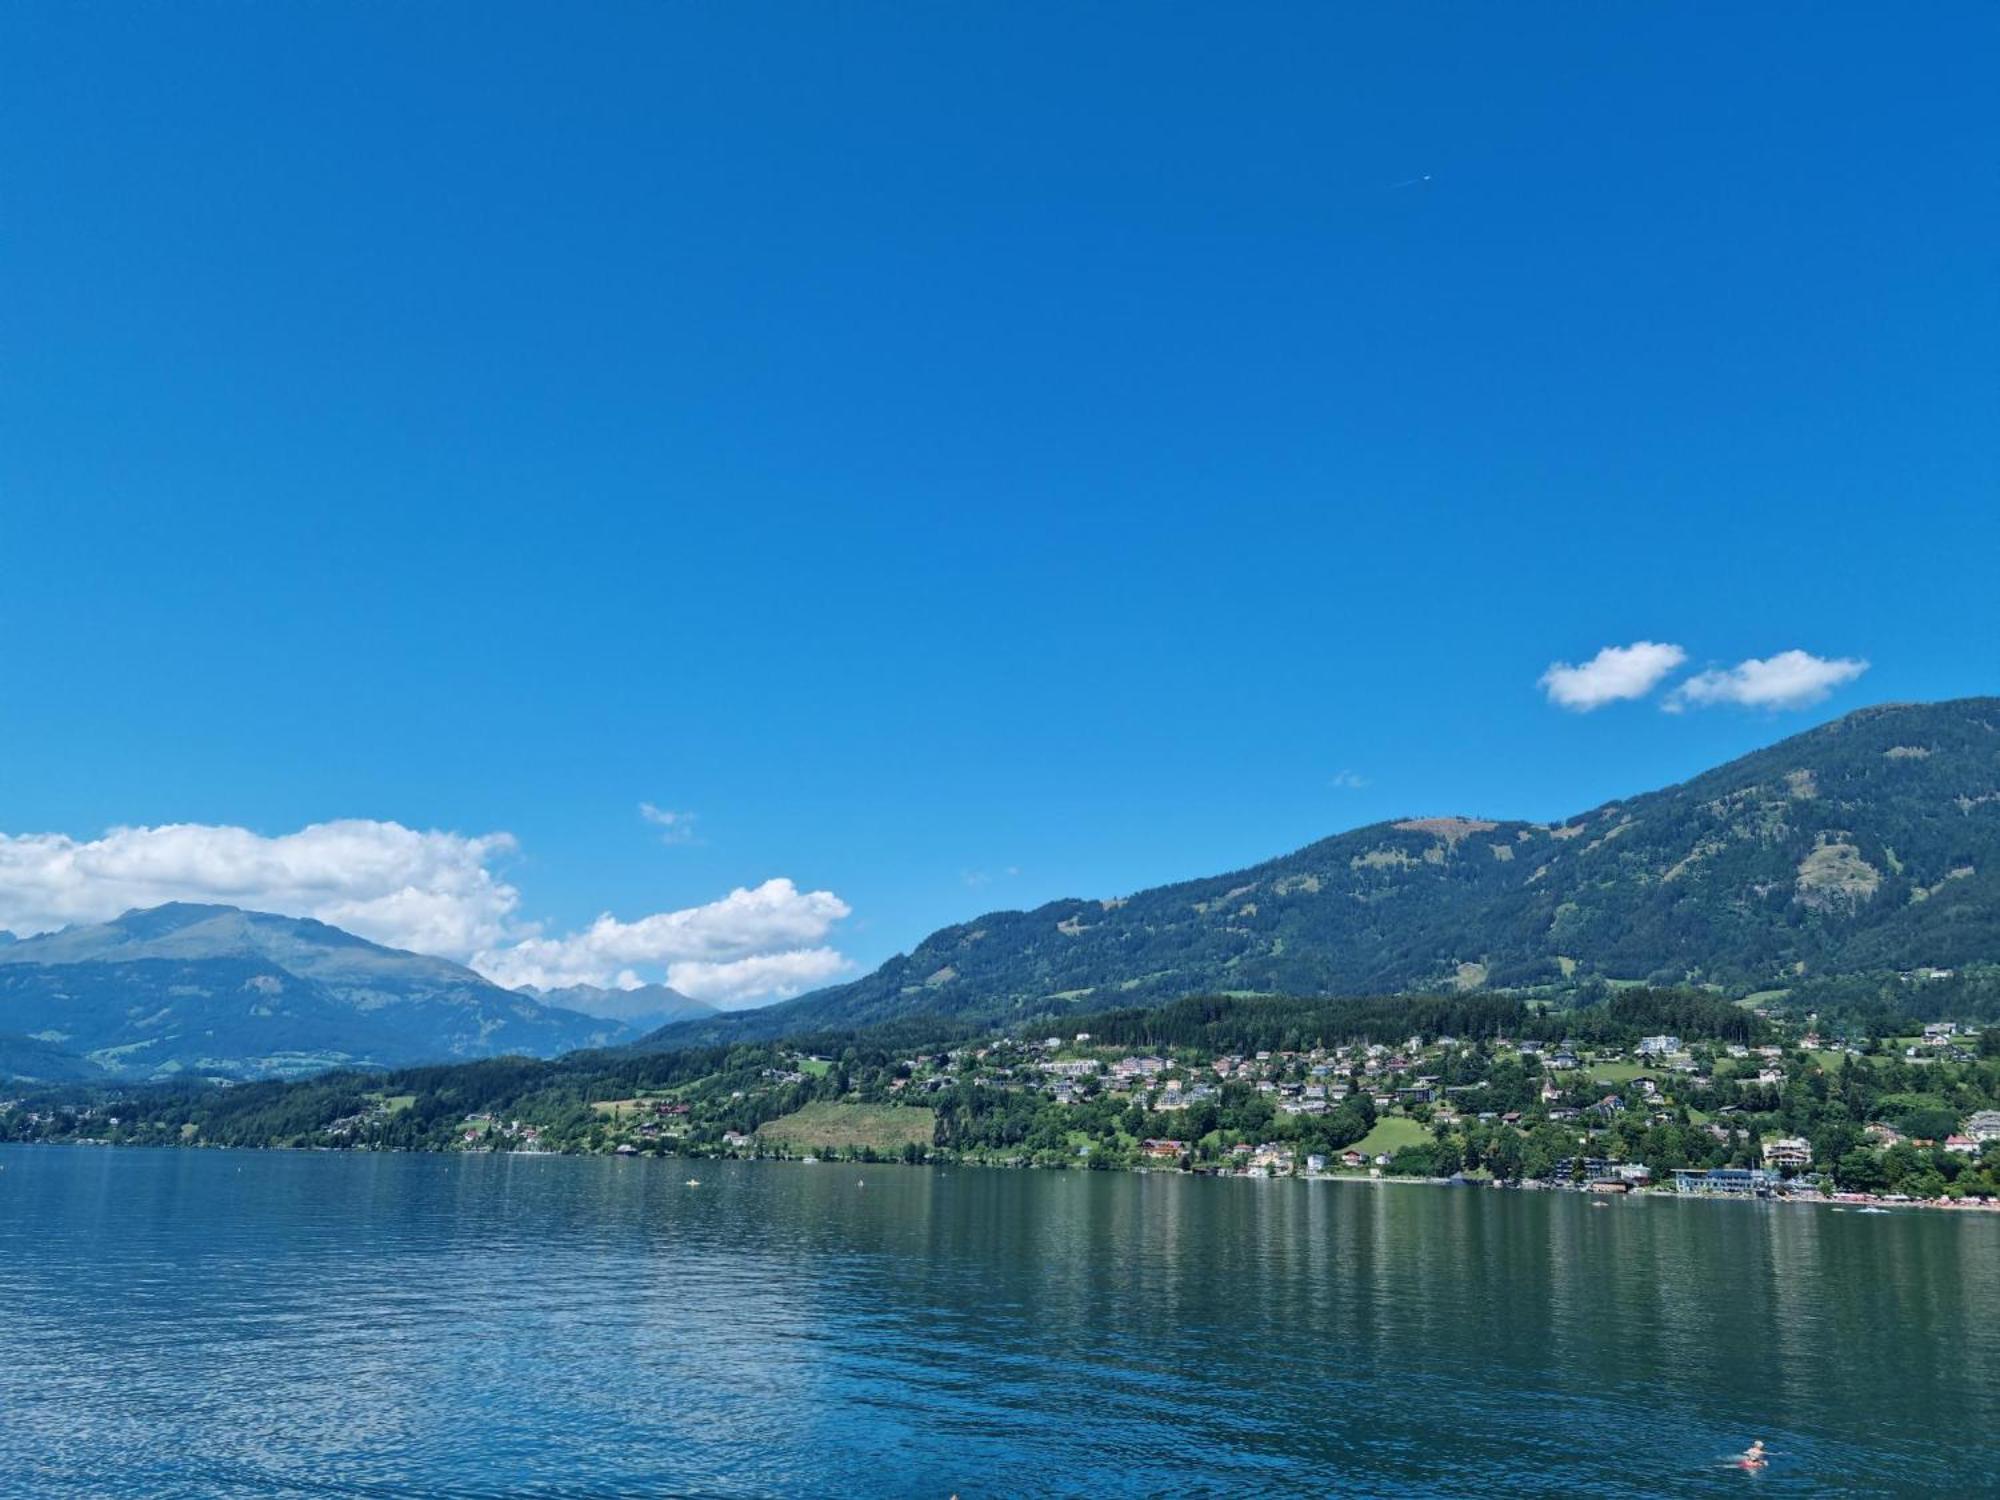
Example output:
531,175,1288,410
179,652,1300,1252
417,1009,2000,1210
9,998,1999,1211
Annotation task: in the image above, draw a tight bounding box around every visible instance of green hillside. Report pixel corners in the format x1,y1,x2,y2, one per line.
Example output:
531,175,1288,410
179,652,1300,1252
668,698,2000,1042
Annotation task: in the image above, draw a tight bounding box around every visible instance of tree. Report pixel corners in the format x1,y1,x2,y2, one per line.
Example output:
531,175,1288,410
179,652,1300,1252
1836,1148,1889,1193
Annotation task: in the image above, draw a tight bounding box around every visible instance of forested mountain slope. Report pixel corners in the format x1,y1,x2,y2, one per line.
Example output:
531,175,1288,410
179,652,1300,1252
670,699,2000,1041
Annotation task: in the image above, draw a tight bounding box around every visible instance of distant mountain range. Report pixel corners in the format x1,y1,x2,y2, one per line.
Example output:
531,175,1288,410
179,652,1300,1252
9,698,1998,1082
0,904,631,1082
651,697,2000,1044
522,982,717,1032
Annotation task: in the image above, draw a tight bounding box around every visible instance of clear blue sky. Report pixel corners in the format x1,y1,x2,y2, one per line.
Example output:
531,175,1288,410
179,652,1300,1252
2,6,1995,990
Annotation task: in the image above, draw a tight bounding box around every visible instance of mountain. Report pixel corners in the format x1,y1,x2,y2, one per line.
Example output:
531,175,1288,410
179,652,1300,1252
0,904,629,1080
522,982,717,1032
654,698,2000,1043
0,1031,104,1084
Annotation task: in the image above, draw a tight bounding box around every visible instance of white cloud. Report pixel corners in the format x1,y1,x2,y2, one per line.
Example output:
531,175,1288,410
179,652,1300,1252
1666,650,1869,712
1539,641,1688,711
0,820,521,953
664,948,855,1007
471,878,851,1000
639,803,699,845
0,820,853,1009
1328,770,1370,790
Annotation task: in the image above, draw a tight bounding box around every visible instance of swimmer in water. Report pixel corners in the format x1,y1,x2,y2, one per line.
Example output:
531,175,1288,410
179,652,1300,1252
1739,1440,1767,1470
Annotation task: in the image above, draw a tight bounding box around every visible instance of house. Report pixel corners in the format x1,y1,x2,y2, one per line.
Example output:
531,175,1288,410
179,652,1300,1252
1756,1068,1787,1087
1305,1154,1328,1174
1140,1139,1186,1162
1944,1135,1979,1156
1762,1137,1813,1170
1550,1157,1616,1184
1040,1059,1099,1078
1590,1094,1626,1118
1340,1149,1367,1169
1965,1110,2000,1143
722,1130,752,1148
1674,1167,1778,1196
1250,1143,1293,1173
1637,1034,1681,1057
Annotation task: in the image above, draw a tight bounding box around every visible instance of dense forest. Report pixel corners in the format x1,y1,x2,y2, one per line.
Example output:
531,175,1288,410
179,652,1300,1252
1068,989,1767,1054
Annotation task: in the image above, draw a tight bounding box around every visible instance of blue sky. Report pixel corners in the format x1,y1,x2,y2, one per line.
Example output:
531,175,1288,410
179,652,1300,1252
1,6,1995,1001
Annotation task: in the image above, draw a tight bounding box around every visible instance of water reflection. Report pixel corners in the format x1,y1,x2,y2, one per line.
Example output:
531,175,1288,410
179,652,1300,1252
0,1148,1992,1498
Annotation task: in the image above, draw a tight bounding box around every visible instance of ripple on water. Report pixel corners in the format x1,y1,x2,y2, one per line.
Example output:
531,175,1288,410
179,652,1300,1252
0,1148,1993,1498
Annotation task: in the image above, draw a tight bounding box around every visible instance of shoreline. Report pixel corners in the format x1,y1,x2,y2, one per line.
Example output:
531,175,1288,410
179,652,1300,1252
12,1136,1999,1216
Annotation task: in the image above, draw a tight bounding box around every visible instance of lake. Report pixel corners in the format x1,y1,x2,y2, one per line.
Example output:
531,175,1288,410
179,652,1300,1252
1,1146,1993,1497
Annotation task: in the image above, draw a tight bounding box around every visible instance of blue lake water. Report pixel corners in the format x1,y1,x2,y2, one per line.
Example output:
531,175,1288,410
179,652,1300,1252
1,1145,1994,1497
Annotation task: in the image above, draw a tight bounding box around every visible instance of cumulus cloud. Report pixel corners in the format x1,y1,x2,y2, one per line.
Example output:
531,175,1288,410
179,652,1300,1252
639,803,699,845
0,820,853,1009
1539,641,1688,711
663,948,855,1007
1666,650,1869,712
472,878,852,1002
0,820,521,953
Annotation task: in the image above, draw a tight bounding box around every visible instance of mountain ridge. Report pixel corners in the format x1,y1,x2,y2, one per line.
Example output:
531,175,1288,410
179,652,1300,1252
647,697,2000,1044
0,903,628,1080
521,982,718,1032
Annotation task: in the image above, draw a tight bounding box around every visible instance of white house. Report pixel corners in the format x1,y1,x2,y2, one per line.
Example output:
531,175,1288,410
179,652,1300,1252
1762,1137,1813,1169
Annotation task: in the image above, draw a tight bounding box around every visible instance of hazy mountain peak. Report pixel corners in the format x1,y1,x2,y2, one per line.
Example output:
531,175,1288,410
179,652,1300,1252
0,902,633,1081
523,981,717,1029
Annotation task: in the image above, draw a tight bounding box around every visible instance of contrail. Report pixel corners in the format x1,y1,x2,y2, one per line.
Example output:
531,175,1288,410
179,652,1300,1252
1392,174,1434,189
